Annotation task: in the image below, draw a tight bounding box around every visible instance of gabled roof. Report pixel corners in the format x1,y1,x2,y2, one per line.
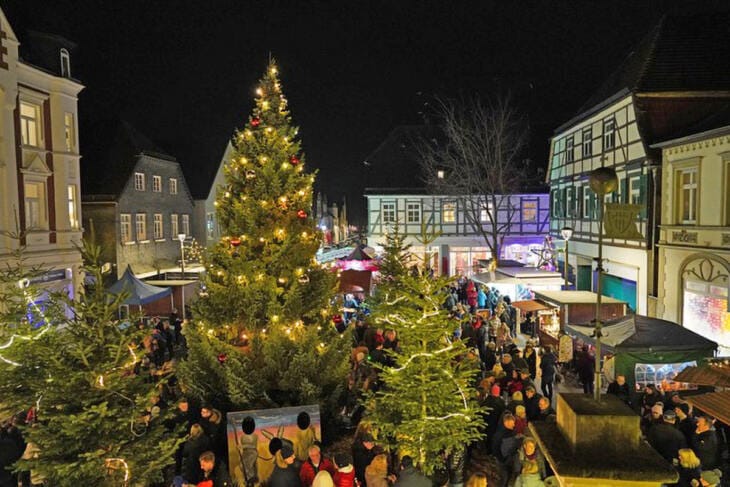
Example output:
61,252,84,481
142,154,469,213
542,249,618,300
81,119,177,199
561,11,730,133
108,265,171,306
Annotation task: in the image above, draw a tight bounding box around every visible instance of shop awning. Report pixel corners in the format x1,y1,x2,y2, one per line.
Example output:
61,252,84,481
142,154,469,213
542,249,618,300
674,364,730,388
109,265,172,305
686,391,730,425
512,300,553,313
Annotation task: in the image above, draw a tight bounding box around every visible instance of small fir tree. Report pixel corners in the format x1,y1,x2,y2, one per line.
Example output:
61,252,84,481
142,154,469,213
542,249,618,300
366,246,484,475
0,240,182,485
180,60,348,418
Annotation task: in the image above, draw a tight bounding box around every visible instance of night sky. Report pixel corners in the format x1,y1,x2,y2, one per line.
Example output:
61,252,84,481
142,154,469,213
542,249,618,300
3,0,728,225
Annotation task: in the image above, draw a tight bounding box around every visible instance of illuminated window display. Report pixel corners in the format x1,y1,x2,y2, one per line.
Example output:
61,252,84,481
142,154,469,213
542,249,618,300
634,361,697,391
683,279,730,354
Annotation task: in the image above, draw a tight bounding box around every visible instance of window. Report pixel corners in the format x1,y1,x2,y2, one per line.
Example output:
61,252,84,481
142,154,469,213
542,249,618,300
583,187,593,219
629,176,642,205
443,202,456,223
64,112,75,152
522,200,537,223
169,178,178,195
182,214,190,237
171,213,179,237
603,118,615,150
437,170,445,179
135,213,147,241
67,185,79,229
134,172,145,191
407,202,421,223
24,181,46,229
582,127,592,157
120,214,132,243
480,202,494,222
677,167,698,224
382,202,396,223
551,190,562,218
154,213,163,239
60,48,71,78
20,102,41,147
565,187,576,217
565,136,574,163
152,175,162,193
206,213,215,239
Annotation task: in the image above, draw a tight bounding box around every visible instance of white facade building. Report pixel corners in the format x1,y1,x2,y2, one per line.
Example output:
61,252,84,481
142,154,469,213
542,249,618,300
654,124,730,355
0,10,84,296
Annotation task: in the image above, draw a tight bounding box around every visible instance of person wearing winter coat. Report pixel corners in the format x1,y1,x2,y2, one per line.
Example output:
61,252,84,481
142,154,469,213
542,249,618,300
365,454,395,487
513,438,546,487
606,375,631,406
333,453,356,487
312,471,335,487
477,286,488,309
394,456,431,486
523,345,537,380
353,433,378,486
647,410,686,462
267,443,302,487
181,424,212,485
187,450,232,487
539,347,557,400
690,416,720,470
674,448,703,487
300,445,337,487
524,387,542,421
466,281,478,313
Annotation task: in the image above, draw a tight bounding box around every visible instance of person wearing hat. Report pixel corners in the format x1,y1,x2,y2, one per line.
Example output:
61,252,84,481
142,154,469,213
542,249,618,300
484,384,506,452
674,402,696,444
352,433,378,486
647,409,687,462
333,452,356,487
268,441,302,487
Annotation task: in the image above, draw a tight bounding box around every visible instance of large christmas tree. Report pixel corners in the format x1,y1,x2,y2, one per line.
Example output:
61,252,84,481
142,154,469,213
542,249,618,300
180,61,348,416
366,243,484,475
0,241,182,485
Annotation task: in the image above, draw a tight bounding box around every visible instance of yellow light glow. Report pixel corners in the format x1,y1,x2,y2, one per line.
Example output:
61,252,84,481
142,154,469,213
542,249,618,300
272,315,279,322
262,101,270,110
214,201,219,207
260,156,268,163
279,196,288,203
270,66,278,75
259,237,265,242
302,232,308,238
225,191,231,198
240,157,248,164
245,130,253,137
285,328,292,334
297,190,305,196
266,127,273,134
256,87,263,96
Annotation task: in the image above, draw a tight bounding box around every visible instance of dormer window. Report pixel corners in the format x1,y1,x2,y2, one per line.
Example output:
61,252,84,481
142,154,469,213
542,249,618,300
60,49,71,78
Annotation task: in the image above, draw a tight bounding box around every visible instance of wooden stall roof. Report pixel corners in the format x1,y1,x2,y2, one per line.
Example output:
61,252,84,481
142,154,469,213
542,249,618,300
674,364,730,388
512,300,554,313
686,391,730,425
533,290,626,305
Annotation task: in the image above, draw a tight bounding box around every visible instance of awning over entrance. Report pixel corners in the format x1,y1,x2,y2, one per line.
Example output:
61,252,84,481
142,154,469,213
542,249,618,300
686,391,730,425
512,300,553,313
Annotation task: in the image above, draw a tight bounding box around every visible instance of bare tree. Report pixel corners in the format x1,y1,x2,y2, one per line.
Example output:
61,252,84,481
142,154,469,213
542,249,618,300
416,95,529,269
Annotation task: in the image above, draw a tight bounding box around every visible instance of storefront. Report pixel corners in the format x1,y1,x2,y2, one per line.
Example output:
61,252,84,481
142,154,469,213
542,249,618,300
472,267,564,302
682,278,730,356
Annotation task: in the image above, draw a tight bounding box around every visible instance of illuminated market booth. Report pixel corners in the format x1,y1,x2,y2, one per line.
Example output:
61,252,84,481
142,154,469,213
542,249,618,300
472,264,564,302
567,314,718,391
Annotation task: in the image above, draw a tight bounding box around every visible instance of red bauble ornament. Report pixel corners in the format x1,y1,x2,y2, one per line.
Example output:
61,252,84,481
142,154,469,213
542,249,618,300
230,239,241,247
289,155,300,166
297,209,307,219
333,314,343,324
250,117,261,127
217,353,228,364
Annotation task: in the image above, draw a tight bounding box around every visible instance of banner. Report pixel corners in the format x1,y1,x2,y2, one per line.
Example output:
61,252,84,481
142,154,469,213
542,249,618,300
604,203,644,240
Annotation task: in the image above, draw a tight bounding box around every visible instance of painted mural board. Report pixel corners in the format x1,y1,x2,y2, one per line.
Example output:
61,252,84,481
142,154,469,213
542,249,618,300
226,404,321,486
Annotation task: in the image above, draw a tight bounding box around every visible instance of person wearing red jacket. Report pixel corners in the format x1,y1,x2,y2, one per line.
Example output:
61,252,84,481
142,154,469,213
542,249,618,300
300,445,336,487
466,280,478,313
332,452,356,487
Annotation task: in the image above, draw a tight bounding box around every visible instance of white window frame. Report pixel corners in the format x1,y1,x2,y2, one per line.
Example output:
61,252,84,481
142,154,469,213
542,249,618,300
152,175,162,193
677,167,698,224
60,48,71,78
406,202,421,224
479,201,494,222
442,201,456,223
67,184,79,229
582,187,592,219
134,172,145,191
135,213,147,241
23,180,47,230
120,214,132,243
382,202,396,224
182,214,190,237
629,175,642,205
565,136,574,163
171,213,179,237
20,101,42,147
64,112,76,152
603,118,616,150
169,178,178,195
582,127,592,157
153,213,164,240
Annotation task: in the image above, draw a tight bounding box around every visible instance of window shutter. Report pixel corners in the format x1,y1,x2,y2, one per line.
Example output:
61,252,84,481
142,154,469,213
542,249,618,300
639,174,647,218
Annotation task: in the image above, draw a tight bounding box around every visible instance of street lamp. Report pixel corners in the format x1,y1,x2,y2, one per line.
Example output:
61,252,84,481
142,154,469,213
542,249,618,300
177,233,186,320
588,166,618,402
560,226,573,290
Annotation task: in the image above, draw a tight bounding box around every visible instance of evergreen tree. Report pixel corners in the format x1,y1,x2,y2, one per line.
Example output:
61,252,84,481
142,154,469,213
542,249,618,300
0,240,182,485
366,249,484,475
179,60,348,419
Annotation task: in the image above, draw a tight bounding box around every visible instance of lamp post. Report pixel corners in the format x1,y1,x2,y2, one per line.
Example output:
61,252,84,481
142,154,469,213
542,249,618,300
588,167,618,402
560,226,573,290
177,233,186,320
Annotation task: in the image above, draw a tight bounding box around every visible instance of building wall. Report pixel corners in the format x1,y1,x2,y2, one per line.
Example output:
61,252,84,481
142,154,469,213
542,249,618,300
657,128,730,354
194,141,231,248
0,10,84,295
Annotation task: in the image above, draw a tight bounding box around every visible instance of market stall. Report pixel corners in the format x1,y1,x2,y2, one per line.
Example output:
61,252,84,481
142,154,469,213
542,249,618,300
511,299,555,338
472,266,564,302
567,314,718,391
108,265,172,318
531,290,627,349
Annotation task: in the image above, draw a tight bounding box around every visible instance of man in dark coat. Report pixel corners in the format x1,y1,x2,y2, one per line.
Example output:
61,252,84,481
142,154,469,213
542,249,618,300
394,455,430,486
535,396,556,421
576,346,595,394
484,384,507,451
674,403,696,445
647,410,686,462
539,346,557,400
523,386,542,421
691,416,720,470
606,375,631,406
352,433,377,487
195,450,232,486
